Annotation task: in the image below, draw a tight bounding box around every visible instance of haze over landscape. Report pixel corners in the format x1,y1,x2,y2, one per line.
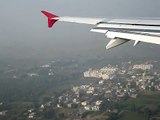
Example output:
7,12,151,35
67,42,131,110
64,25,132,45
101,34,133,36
1,1,160,120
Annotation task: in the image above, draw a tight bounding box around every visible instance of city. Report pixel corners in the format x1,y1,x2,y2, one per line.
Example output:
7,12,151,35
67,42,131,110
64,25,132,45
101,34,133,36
1,60,160,120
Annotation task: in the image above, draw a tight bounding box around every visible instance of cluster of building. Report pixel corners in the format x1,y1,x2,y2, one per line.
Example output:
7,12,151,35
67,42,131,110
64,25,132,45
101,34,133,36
46,62,160,115
27,63,54,77
27,109,36,119
132,64,153,70
0,110,7,116
84,66,118,80
0,103,7,117
2,60,160,119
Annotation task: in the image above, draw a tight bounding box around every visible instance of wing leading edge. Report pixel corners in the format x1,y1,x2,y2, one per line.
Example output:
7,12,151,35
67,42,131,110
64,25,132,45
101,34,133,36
41,10,160,50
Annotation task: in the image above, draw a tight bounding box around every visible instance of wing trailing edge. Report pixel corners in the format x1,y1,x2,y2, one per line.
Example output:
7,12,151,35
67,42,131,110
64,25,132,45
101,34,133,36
106,31,160,45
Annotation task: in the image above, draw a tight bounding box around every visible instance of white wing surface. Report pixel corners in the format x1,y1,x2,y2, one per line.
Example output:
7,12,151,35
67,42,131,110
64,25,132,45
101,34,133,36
42,10,160,49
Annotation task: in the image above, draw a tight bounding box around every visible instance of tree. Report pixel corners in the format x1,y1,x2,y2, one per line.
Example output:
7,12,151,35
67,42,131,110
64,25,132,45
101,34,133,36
59,113,65,119
100,99,109,111
130,103,136,112
107,113,119,120
144,108,151,120
44,108,55,119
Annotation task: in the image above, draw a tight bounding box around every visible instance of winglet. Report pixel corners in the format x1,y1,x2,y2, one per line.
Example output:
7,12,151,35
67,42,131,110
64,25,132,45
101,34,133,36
41,10,59,28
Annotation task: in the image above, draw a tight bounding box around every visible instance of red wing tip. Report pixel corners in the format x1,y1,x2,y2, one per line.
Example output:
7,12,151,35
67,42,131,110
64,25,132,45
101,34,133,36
41,10,58,18
41,10,59,28
41,10,47,14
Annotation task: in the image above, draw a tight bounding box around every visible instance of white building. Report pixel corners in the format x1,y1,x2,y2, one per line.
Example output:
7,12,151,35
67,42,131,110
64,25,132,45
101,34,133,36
28,112,35,119
101,74,110,80
86,87,95,94
84,67,118,80
57,104,62,108
48,72,54,76
133,64,153,70
99,80,104,85
67,103,72,108
40,104,45,109
81,101,87,106
91,106,100,111
41,64,50,68
84,106,91,111
95,100,103,106
27,73,39,77
0,111,7,116
80,85,90,90
84,69,101,78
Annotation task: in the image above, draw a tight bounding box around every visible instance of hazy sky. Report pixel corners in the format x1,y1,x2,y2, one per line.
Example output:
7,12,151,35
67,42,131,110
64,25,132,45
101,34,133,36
0,0,160,62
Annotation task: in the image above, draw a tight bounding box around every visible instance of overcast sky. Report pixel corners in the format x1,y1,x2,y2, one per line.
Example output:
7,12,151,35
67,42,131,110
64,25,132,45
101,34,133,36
0,0,160,62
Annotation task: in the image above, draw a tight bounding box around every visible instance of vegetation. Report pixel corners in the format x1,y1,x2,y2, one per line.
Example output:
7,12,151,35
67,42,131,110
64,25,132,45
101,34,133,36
1,60,160,120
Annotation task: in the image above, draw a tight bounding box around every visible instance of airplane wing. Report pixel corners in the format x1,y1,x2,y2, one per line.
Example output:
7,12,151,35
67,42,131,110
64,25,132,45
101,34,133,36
41,10,160,49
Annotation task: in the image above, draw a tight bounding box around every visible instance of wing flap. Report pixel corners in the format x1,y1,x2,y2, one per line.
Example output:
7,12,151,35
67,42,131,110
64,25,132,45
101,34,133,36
106,31,160,45
134,40,140,46
106,38,129,49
